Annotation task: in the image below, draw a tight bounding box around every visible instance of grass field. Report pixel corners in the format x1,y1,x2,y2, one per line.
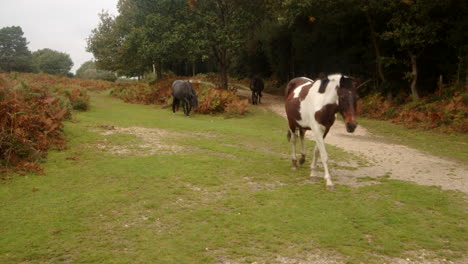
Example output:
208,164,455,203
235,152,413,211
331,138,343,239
1,91,466,263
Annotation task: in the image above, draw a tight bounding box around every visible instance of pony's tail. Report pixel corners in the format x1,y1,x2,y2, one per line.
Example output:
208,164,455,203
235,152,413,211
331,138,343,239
287,130,291,142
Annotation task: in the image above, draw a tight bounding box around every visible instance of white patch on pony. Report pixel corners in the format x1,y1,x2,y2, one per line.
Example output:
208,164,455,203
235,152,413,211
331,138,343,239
292,81,313,99
294,75,342,129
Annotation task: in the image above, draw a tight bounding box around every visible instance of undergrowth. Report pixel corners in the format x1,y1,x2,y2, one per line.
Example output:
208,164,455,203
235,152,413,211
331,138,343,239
0,73,112,174
358,84,467,133
110,77,249,115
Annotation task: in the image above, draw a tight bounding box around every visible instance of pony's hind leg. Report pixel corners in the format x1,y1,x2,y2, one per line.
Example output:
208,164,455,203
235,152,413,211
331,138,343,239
172,98,180,113
299,129,306,165
289,129,298,170
252,92,258,105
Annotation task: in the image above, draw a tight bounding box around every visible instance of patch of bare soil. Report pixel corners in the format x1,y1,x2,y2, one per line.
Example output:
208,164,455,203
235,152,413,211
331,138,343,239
93,126,186,156
237,89,468,193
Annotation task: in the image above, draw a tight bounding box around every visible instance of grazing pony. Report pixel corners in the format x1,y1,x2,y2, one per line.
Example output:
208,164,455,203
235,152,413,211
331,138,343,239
250,76,264,105
284,74,359,189
172,80,198,116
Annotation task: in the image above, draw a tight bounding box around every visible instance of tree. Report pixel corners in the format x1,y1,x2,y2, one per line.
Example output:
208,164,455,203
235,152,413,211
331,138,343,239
381,0,445,100
190,0,268,89
87,11,125,74
32,48,73,75
76,60,116,81
0,26,33,72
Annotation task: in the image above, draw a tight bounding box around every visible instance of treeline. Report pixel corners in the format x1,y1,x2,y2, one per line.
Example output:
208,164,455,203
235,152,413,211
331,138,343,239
87,0,467,100
0,26,74,76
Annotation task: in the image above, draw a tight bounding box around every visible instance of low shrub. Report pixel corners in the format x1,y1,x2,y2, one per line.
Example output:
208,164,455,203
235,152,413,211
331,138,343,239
0,74,69,174
111,77,249,115
358,86,467,132
0,72,108,174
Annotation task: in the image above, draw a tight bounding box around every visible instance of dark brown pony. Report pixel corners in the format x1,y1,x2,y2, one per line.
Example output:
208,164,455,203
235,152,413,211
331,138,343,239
172,80,198,116
250,76,264,105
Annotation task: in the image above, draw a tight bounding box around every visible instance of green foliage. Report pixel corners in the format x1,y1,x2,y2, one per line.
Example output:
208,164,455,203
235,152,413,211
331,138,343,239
87,0,468,99
32,48,74,75
76,60,116,82
0,26,33,72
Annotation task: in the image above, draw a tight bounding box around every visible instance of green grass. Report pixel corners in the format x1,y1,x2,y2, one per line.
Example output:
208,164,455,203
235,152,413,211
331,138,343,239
358,118,468,163
1,91,466,263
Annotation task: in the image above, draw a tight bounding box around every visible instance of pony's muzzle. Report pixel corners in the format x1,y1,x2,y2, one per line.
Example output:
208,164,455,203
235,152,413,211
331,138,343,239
346,122,357,133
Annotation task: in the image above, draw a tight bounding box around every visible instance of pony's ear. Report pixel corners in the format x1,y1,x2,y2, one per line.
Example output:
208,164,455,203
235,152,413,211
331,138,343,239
339,75,353,90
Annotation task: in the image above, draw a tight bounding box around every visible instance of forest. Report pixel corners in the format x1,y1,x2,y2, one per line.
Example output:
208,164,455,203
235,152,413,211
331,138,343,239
86,0,468,101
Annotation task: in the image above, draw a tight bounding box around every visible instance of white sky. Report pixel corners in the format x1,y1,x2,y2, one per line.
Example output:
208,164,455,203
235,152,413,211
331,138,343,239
0,0,118,73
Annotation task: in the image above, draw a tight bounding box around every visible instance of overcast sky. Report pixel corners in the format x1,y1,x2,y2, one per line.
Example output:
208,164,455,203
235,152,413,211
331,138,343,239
0,0,119,73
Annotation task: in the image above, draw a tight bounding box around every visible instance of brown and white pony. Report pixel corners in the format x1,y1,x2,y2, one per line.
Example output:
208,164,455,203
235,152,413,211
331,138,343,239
285,74,359,189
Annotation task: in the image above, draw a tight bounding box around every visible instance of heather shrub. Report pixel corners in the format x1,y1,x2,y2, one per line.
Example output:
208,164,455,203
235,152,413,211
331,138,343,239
358,86,467,132
110,77,249,115
0,74,69,173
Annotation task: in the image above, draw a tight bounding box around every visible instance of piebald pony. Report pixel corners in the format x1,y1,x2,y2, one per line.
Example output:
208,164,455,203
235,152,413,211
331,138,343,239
285,74,359,189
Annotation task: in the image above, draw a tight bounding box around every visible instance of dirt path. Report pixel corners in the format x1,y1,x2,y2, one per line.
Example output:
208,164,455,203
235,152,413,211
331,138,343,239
236,88,468,193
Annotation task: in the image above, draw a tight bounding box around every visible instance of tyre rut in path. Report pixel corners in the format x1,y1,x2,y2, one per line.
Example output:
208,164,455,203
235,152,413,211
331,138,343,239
236,88,468,193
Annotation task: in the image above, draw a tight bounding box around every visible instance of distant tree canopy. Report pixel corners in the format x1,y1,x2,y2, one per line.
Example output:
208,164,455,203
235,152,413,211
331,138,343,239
76,60,117,81
32,48,74,75
0,26,33,72
88,0,468,98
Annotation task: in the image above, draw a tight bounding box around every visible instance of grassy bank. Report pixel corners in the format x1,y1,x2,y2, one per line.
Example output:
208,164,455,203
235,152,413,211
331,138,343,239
358,118,468,162
0,92,466,263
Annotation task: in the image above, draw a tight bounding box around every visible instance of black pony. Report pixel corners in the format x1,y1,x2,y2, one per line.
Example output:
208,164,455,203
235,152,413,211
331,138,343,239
172,80,198,116
250,76,264,105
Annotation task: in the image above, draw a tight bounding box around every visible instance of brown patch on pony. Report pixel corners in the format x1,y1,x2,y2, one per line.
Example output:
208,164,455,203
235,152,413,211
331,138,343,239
285,95,301,131
314,103,339,138
285,77,312,97
298,82,313,100
318,78,329,93
285,77,313,131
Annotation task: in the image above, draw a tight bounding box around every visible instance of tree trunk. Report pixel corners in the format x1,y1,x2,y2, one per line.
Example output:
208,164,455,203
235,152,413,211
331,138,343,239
192,61,196,76
364,10,390,100
219,64,228,90
156,61,162,80
212,46,229,90
465,54,468,92
409,51,420,101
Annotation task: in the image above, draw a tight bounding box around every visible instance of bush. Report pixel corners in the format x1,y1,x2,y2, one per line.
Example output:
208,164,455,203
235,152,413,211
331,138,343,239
358,86,468,132
0,72,109,174
110,77,249,115
0,74,69,173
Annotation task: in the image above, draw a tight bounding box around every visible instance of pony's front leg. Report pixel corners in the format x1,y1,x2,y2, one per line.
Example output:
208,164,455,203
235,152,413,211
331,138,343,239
313,131,334,189
310,145,319,177
183,99,189,116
